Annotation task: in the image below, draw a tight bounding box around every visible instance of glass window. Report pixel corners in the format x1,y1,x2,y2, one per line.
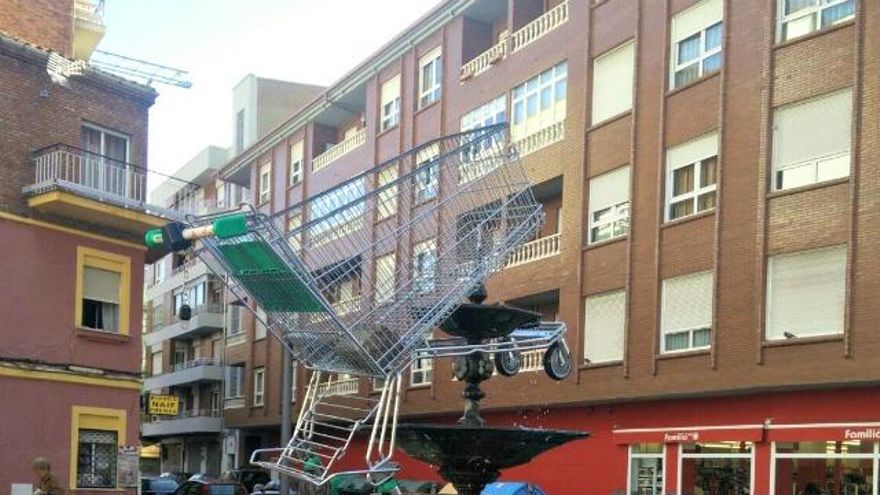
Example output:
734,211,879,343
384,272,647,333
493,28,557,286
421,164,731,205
225,364,244,399
419,47,442,108
459,95,506,183
412,238,437,294
584,290,626,363
589,165,631,244
375,253,396,305
666,132,719,221
253,367,265,406
510,61,567,140
410,352,433,386
681,442,752,495
258,162,271,204
81,266,121,332
289,141,304,186
380,75,401,130
592,40,636,124
661,271,714,353
376,165,399,220
774,441,877,495
414,144,440,203
630,444,664,495
77,429,118,488
670,0,724,89
778,0,855,42
308,177,367,245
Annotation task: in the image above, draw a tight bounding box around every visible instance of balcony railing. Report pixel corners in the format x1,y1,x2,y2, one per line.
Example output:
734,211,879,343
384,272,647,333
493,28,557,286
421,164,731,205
224,396,245,409
520,349,546,372
460,34,508,81
170,357,223,373
312,128,366,172
317,377,359,396
512,121,565,157
511,1,569,53
74,0,105,25
505,233,561,268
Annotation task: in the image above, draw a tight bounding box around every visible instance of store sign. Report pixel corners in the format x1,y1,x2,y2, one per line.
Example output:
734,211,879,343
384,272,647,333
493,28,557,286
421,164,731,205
664,431,700,442
768,424,880,442
844,428,880,440
613,425,764,444
148,395,179,415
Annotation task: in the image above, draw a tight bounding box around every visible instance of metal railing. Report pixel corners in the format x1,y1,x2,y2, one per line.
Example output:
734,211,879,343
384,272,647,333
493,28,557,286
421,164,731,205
460,34,508,81
511,1,569,53
512,120,565,157
316,376,359,396
74,0,105,25
170,357,223,373
312,128,366,172
505,233,561,268
224,396,246,409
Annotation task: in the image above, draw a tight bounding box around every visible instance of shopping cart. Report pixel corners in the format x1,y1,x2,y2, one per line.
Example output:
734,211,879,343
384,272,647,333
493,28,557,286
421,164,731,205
144,124,571,486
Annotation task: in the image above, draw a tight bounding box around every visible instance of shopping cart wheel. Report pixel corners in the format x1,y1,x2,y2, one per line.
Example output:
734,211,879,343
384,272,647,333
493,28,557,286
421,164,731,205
494,350,522,377
543,343,572,381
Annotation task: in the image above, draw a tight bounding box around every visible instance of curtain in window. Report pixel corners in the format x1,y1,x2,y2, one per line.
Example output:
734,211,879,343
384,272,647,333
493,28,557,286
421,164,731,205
785,0,819,15
821,0,854,27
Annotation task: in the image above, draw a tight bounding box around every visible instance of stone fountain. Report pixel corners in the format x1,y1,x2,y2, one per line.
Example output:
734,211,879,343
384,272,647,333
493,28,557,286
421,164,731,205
395,285,588,495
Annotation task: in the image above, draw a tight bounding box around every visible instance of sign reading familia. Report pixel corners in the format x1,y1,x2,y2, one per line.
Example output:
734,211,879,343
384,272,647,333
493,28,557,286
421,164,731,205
663,431,700,442
844,428,880,440
148,395,180,416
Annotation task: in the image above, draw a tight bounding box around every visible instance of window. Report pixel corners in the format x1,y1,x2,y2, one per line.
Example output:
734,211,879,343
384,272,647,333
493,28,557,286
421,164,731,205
419,47,442,108
666,132,718,221
629,444,664,495
661,271,713,353
258,162,271,204
77,430,118,488
459,95,506,182
778,0,855,42
410,352,433,386
380,75,401,130
309,177,366,244
773,440,878,495
82,125,129,163
154,261,165,285
766,245,846,341
255,305,268,340
511,61,567,139
412,238,437,294
253,367,265,406
235,110,245,153
414,144,440,203
772,88,852,191
376,165,399,220
592,40,635,124
287,213,302,251
583,290,626,363
670,0,724,89
680,442,753,495
588,165,630,243
375,253,396,305
151,351,163,376
226,305,242,337
225,364,245,399
289,141,304,186
76,247,130,334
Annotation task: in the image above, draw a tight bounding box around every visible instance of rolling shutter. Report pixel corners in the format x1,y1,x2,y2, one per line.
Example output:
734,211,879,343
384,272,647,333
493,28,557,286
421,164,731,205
671,0,723,42
584,290,626,363
83,267,120,303
661,271,713,335
589,165,631,214
772,88,852,169
592,41,635,124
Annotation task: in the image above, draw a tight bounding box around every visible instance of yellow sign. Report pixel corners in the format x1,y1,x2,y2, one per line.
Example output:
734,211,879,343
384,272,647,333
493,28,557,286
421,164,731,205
148,395,179,415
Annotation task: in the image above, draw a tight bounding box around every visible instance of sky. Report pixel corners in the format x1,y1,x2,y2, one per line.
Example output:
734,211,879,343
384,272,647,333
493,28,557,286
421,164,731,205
99,0,441,177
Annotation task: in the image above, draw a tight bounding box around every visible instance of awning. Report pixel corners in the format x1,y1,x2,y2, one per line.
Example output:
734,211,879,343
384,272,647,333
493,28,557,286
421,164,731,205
613,424,765,444
766,423,880,442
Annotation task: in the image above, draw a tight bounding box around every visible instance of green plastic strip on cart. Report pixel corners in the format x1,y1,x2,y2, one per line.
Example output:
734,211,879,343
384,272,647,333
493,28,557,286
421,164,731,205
217,240,324,313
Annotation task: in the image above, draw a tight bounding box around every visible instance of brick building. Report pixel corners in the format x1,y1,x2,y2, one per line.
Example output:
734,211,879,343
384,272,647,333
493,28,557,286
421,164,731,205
210,0,879,493
0,1,165,493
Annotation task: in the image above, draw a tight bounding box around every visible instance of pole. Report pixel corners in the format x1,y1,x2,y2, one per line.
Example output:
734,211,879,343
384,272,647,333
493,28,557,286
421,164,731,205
279,347,292,495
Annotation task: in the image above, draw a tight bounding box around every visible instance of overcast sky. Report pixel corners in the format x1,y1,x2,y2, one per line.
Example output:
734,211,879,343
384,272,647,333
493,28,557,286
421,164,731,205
99,0,440,176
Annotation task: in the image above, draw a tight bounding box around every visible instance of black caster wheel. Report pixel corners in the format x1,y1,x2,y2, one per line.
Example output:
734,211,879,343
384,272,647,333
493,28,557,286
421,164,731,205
543,343,572,381
494,350,522,377
179,304,192,321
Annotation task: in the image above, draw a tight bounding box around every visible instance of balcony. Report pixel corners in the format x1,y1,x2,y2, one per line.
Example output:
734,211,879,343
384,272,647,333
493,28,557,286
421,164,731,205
460,36,508,81
312,128,366,172
22,144,186,235
510,1,569,54
73,0,105,60
143,358,224,391
224,396,245,409
317,376,359,397
512,121,565,157
141,409,222,438
143,303,224,347
505,233,561,268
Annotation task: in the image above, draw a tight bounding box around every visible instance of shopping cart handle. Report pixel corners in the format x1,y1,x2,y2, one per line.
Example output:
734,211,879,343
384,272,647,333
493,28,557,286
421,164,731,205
145,213,249,251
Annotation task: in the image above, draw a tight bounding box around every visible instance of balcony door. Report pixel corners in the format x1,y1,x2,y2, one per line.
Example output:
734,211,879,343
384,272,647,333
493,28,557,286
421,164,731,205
81,125,131,199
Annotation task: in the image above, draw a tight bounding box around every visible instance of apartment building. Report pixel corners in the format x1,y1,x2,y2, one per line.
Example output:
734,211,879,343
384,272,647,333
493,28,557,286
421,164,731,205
214,0,880,493
0,1,164,494
141,77,324,475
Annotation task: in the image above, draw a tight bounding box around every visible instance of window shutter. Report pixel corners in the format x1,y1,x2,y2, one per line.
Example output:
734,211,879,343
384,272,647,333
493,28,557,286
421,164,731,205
381,75,401,106
671,0,723,42
290,141,304,163
83,267,120,303
419,46,442,67
773,89,852,169
589,165,630,213
584,290,626,363
661,271,713,335
766,245,846,340
667,132,719,170
592,41,635,124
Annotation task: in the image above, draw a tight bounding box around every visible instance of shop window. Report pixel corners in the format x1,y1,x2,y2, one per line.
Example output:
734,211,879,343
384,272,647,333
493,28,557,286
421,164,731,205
773,441,877,495
629,443,664,495
666,132,719,221
76,247,131,335
680,442,752,495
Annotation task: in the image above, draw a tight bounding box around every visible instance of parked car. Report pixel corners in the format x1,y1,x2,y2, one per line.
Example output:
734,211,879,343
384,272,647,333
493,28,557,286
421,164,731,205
142,477,180,495
481,482,546,495
161,473,195,485
225,469,271,493
249,479,297,495
175,479,247,495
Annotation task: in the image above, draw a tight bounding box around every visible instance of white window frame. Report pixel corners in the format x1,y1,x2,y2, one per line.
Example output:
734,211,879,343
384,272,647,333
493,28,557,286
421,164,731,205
412,238,437,295
253,367,265,406
258,161,271,204
154,261,165,284
660,271,714,354
289,141,304,186
410,352,433,387
670,0,724,90
511,61,568,138
376,165,399,220
665,133,719,222
419,47,442,109
678,442,755,495
375,252,396,305
627,444,666,495
414,145,440,203
82,123,131,163
380,75,401,131
588,166,630,244
225,364,245,400
770,439,880,495
777,0,855,42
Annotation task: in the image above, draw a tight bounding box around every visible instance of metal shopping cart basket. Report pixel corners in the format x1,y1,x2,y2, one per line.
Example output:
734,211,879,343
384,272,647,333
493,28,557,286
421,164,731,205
144,124,572,486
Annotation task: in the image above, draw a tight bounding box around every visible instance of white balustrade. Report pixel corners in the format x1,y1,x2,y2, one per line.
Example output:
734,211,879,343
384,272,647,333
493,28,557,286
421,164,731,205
312,128,366,172
505,233,561,268
511,1,569,53
317,376,359,396
512,121,565,157
460,36,508,81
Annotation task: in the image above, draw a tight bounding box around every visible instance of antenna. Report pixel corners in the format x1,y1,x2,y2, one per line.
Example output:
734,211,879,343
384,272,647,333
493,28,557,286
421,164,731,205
88,49,193,88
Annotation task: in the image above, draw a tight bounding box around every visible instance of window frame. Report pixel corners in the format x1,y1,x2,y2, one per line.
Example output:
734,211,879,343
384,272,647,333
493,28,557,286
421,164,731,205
254,305,268,341
671,20,723,89
418,47,442,109
413,145,440,204
412,238,437,295
511,61,568,138
627,444,666,495
376,165,399,221
588,165,631,244
253,367,265,406
70,406,125,490
660,271,714,354
258,161,271,204
380,75,402,131
289,141,304,186
410,352,433,387
375,252,397,305
75,246,131,335
225,364,245,400
82,123,131,163
591,40,636,125
666,155,718,221
678,442,755,495
777,0,855,42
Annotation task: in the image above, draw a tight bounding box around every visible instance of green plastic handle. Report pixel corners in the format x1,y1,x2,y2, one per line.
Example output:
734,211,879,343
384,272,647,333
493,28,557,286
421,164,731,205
145,228,163,248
